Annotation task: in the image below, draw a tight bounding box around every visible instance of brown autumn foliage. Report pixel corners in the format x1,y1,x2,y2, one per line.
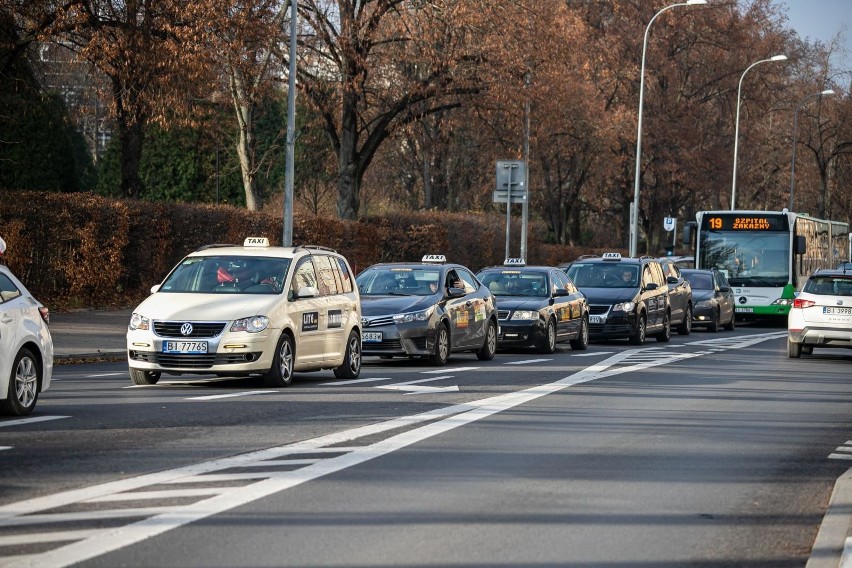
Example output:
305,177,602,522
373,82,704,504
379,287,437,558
1,0,850,256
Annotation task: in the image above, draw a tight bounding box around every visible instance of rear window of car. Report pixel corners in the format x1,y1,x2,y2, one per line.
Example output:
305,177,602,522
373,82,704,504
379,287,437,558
804,277,852,296
684,273,713,290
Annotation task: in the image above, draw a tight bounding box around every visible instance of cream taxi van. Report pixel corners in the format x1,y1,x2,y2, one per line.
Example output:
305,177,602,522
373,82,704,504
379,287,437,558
127,238,361,386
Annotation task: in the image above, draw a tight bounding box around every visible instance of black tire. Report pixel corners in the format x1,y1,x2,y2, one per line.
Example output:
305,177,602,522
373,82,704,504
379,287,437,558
129,368,161,386
334,330,362,379
264,333,295,387
429,323,450,366
1,348,40,416
476,320,497,361
677,305,692,335
569,316,589,351
537,318,557,354
628,314,646,345
655,312,671,342
724,311,736,331
707,309,720,333
787,338,802,358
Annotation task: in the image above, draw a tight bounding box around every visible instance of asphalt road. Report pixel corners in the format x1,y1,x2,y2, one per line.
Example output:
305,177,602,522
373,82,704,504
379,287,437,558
2,324,852,567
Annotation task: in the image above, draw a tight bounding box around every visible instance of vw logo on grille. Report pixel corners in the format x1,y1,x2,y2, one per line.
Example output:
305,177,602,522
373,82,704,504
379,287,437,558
361,317,370,327
180,323,194,336
738,296,748,305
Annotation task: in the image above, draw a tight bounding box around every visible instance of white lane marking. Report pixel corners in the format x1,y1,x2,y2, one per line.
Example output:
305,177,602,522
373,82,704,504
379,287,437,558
387,376,453,386
122,377,232,388
572,351,613,357
186,391,275,401
0,333,784,567
504,359,552,365
319,376,395,386
0,416,70,429
85,489,225,503
420,367,478,374
0,447,11,452
829,454,852,460
379,385,460,395
86,373,126,378
0,530,101,546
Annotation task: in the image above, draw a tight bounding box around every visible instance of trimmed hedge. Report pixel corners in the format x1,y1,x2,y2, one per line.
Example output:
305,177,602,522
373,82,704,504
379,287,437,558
1,191,610,309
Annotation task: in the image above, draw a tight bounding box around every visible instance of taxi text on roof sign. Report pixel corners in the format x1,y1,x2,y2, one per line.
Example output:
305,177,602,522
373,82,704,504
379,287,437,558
422,254,447,263
504,258,526,266
244,237,270,247
602,252,622,261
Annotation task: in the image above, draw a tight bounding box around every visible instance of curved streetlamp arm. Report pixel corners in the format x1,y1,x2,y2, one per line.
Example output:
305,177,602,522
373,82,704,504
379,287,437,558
629,0,706,257
730,55,787,210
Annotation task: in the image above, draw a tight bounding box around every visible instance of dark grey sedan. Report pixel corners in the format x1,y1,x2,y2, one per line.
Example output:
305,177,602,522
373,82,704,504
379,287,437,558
681,269,735,332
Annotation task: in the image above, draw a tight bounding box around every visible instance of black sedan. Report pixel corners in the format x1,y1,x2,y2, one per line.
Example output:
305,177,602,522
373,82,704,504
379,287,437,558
681,269,736,331
355,256,498,365
476,262,589,353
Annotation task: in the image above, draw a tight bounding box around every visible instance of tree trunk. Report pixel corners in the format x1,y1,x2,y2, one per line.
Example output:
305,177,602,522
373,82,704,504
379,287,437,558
117,119,144,199
337,90,360,219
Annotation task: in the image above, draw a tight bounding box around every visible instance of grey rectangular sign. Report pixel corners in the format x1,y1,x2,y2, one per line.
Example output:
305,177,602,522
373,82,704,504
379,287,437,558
492,190,527,204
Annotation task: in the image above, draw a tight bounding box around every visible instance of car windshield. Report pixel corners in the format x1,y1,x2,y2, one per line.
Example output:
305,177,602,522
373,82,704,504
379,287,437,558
159,256,291,294
684,272,713,290
356,267,441,296
478,271,548,297
566,263,638,288
803,277,852,296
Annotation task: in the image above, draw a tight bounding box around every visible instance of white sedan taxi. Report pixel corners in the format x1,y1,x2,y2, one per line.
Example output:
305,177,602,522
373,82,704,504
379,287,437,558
787,268,852,358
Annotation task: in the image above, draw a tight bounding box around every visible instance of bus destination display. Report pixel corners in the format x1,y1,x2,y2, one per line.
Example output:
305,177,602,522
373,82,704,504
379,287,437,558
701,215,788,231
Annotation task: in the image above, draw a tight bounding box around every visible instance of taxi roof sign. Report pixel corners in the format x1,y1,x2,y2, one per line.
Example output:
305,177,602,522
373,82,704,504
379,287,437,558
503,258,526,266
244,237,270,247
601,252,622,261
422,254,446,264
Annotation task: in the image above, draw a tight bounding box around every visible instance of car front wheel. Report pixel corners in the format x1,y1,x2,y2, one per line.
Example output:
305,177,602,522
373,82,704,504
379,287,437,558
678,305,692,335
628,314,646,345
264,333,295,387
1,348,40,416
430,323,450,366
129,368,161,386
656,312,671,342
538,318,557,354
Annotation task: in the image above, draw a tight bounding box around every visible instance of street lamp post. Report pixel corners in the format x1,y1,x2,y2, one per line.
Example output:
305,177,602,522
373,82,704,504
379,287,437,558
730,54,787,211
629,0,707,258
789,89,835,211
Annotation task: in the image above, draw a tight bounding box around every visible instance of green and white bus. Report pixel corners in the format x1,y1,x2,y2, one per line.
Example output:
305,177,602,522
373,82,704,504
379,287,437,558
688,210,849,317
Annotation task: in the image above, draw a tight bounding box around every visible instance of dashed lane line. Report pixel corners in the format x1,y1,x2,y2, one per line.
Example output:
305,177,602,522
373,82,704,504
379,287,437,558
0,416,70,429
504,359,553,365
186,391,276,401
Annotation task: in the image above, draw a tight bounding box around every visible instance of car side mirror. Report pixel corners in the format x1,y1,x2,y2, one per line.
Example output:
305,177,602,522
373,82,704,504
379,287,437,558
644,282,659,291
295,286,319,299
553,289,569,297
150,284,161,294
447,287,466,298
666,276,678,284
719,286,731,293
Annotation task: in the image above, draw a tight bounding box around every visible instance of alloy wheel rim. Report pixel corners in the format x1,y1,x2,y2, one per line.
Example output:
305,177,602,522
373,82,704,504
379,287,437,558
349,337,361,372
548,321,555,349
280,341,293,379
15,357,37,408
438,329,449,360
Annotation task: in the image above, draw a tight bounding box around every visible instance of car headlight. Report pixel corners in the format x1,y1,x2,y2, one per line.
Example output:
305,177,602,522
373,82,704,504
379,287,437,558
231,316,269,333
612,301,635,313
129,313,150,331
772,298,794,306
393,305,435,324
510,310,538,321
695,300,713,309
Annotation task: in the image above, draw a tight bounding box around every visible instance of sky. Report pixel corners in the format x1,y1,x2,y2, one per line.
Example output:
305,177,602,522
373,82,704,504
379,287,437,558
780,0,851,65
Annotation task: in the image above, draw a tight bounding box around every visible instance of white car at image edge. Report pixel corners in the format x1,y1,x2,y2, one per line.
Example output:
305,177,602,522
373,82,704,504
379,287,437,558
0,237,54,416
787,268,852,358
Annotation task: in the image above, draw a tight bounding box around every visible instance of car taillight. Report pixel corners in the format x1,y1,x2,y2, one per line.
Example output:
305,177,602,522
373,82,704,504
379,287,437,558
38,306,50,324
792,298,815,309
